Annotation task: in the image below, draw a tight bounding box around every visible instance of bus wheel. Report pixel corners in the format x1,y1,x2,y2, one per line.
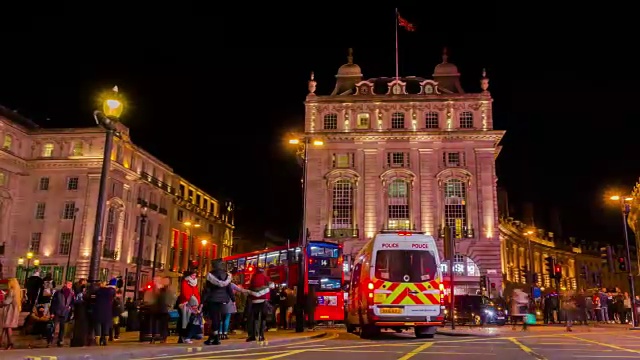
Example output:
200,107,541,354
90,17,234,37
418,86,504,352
415,326,436,339
360,325,380,339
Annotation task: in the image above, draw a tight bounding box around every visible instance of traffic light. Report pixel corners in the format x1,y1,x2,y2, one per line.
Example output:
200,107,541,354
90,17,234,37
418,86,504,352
600,246,614,273
618,257,627,271
545,256,555,276
479,275,487,290
554,264,562,280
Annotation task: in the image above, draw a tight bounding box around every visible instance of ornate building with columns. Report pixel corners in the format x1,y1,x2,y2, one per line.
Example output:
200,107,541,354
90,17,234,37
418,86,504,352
0,106,234,285
302,49,504,291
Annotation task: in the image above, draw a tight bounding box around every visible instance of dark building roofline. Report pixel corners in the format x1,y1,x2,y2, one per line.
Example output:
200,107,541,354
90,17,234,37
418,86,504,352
0,105,40,129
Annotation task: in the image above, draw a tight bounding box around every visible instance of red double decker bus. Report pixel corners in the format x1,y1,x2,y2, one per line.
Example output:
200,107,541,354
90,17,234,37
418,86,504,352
222,240,345,322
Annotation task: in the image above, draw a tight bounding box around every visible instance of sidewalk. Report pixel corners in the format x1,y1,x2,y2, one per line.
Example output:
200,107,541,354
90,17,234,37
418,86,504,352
2,330,326,360
437,324,629,337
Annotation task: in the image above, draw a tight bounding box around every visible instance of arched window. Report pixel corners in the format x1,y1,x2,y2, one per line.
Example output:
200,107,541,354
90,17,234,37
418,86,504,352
387,179,410,230
425,112,439,129
459,111,474,128
323,113,338,129
331,180,354,229
391,112,405,129
2,134,12,150
104,207,117,252
444,179,467,238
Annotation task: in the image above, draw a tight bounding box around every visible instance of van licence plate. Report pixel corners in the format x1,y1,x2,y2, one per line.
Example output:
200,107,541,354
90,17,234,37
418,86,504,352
380,308,403,314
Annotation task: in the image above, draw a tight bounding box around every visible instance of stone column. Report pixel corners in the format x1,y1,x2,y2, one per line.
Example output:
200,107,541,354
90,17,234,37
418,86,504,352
114,208,125,260
181,231,190,271
418,149,435,234
363,149,378,237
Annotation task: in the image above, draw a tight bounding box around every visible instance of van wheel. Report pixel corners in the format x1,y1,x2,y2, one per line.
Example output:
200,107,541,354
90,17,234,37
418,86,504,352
360,325,380,339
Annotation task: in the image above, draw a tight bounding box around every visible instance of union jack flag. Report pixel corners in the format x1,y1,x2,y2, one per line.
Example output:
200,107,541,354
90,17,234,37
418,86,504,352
397,12,416,31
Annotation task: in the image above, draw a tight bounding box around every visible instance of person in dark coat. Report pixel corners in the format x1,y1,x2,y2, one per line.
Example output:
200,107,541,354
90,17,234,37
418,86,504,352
70,283,88,347
91,281,116,346
50,280,75,347
25,270,44,310
305,286,318,330
201,260,234,346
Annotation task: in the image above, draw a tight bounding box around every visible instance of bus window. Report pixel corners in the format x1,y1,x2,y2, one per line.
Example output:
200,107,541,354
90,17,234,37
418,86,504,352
375,250,437,283
246,256,257,268
266,251,279,267
279,250,288,265
238,258,246,270
309,246,339,258
258,254,266,268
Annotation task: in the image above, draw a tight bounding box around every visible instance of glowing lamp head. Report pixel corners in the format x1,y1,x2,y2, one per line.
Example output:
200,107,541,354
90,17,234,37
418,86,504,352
26,252,34,259
288,139,300,145
102,86,124,118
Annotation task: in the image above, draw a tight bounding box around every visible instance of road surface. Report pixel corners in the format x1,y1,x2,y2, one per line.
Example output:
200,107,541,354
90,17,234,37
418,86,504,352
132,328,640,360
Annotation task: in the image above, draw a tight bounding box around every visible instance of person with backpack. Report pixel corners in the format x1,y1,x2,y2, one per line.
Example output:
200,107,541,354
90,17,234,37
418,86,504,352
202,260,234,345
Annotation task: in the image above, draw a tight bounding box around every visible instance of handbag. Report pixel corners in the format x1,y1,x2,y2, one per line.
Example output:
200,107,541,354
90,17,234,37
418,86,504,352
222,301,237,314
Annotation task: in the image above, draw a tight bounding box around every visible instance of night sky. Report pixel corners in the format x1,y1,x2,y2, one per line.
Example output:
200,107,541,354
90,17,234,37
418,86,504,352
1,4,638,246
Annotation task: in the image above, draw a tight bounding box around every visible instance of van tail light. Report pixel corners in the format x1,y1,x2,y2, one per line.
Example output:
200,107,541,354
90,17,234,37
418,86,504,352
367,282,375,303
367,282,374,290
438,283,445,306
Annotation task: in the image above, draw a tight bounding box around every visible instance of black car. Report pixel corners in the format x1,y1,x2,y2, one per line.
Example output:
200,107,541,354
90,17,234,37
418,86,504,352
444,295,507,326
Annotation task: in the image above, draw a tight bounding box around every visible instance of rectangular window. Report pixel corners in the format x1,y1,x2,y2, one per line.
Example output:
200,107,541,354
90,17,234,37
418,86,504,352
386,152,409,168
35,202,46,219
42,143,54,157
62,201,77,219
67,176,79,190
323,113,338,130
332,153,354,168
332,180,353,229
72,142,83,156
39,177,49,190
391,112,405,129
443,152,464,167
177,210,184,222
425,112,439,129
356,113,370,129
58,232,72,255
30,232,42,253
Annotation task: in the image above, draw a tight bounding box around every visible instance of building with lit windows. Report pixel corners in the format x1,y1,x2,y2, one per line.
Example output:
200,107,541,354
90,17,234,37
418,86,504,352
499,216,636,293
302,49,504,290
168,179,234,277
0,106,233,285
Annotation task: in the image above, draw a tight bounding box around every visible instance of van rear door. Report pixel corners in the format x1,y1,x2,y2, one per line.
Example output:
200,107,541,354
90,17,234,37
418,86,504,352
371,236,441,317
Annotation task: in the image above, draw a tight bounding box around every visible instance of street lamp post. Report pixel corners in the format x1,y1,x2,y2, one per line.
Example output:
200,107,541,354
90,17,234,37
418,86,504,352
288,137,323,333
151,234,160,280
525,230,535,296
65,208,80,283
88,86,124,284
610,195,639,328
19,251,35,287
200,239,208,290
134,206,148,302
183,221,201,271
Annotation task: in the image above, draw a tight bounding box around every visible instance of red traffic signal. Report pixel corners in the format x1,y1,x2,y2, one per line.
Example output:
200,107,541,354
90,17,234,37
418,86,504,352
619,257,625,263
490,282,496,289
554,265,561,273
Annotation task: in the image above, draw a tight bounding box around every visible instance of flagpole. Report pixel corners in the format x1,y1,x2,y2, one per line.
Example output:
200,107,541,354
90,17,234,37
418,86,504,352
395,8,399,80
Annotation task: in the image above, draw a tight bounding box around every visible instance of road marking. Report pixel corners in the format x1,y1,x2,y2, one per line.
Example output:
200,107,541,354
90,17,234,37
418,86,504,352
133,334,337,359
565,335,640,354
256,349,305,360
397,342,434,360
509,337,547,360
198,351,293,359
286,344,326,349
572,356,640,358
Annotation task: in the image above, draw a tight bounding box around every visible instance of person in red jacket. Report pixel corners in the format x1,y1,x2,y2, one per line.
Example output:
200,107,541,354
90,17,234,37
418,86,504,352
246,268,273,342
178,271,200,343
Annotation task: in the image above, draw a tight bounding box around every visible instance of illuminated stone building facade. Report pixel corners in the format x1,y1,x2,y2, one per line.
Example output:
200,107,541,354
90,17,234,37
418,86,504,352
500,217,635,293
302,49,504,290
0,106,234,285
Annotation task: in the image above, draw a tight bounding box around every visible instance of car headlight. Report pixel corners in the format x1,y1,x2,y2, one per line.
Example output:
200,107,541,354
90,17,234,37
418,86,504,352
484,309,494,316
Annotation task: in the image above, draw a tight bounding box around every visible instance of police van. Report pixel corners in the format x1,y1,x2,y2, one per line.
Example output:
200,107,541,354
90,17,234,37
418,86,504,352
345,231,444,338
